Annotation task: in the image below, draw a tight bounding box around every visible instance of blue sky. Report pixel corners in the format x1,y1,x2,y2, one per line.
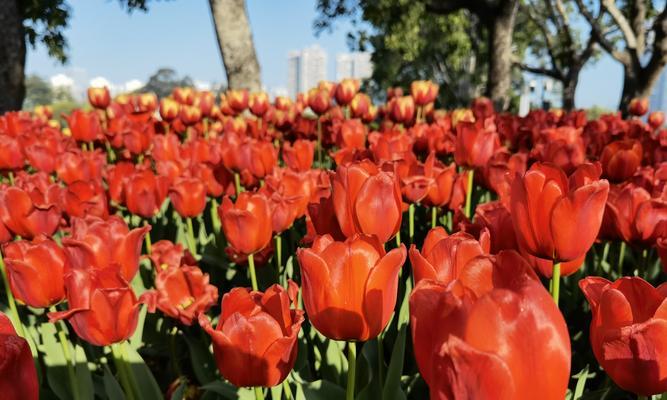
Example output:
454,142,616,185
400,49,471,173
26,0,625,109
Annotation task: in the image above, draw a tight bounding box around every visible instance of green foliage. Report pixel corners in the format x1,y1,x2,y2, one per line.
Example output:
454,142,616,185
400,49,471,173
139,68,195,99
23,74,54,109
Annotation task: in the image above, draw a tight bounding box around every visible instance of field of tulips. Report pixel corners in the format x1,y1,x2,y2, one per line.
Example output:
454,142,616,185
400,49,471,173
1,79,666,400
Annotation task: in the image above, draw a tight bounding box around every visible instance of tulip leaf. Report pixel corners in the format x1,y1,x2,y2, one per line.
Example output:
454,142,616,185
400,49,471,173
295,379,346,400
74,343,94,400
38,322,73,400
356,340,382,400
382,279,411,400
122,342,163,400
184,332,218,384
170,381,187,400
129,306,148,350
102,364,126,400
572,364,594,400
200,381,256,399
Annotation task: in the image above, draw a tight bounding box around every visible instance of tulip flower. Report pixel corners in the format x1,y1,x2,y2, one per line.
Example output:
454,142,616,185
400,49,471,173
649,111,665,129
249,92,270,117
61,180,109,220
410,251,571,400
454,120,500,169
350,93,371,118
180,105,202,126
238,139,278,179
410,80,438,106
123,169,170,218
282,140,315,172
198,283,304,387
471,96,495,120
0,134,24,171
219,192,273,256
628,97,649,116
0,312,38,400
159,98,181,122
172,87,195,105
64,110,102,142
0,185,61,239
600,140,643,182
580,277,667,396
49,267,141,346
332,161,403,244
56,149,106,185
390,96,415,124
335,78,361,106
147,240,197,270
169,177,207,218
2,236,66,308
87,86,111,109
335,118,367,149
63,216,150,281
307,88,331,115
228,89,249,113
143,264,218,326
297,234,406,341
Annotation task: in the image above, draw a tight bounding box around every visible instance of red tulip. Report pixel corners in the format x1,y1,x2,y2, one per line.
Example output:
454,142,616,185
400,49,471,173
228,89,249,113
600,140,643,182
454,120,500,169
350,93,371,119
49,267,141,346
88,86,111,109
63,216,150,281
159,98,181,122
0,312,38,400
179,105,202,126
2,236,66,308
219,192,273,255
147,240,197,270
282,140,315,172
297,234,406,341
169,177,207,218
249,92,270,117
238,139,278,179
0,185,61,239
510,162,609,262
471,96,495,120
124,169,170,218
580,277,667,395
143,264,218,326
628,97,649,116
307,88,331,115
335,78,361,106
64,110,102,142
390,96,415,124
410,80,439,106
56,149,106,185
410,251,571,400
0,135,24,170
422,153,456,207
198,283,304,387
61,180,109,220
649,111,665,129
172,87,195,105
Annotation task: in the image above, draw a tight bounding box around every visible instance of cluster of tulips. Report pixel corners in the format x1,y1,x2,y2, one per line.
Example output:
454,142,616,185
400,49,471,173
1,78,667,400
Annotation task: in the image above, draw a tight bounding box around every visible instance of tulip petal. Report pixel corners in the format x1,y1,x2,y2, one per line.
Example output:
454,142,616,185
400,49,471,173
364,245,406,339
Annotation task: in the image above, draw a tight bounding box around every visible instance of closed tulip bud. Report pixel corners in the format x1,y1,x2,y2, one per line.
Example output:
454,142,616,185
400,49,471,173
227,89,249,112
580,277,667,396
410,80,439,106
2,236,66,308
160,98,181,122
87,86,111,109
350,93,371,118
137,92,158,113
172,87,195,105
195,91,215,116
62,180,109,219
307,88,331,115
510,162,609,262
180,105,202,126
238,139,277,179
49,267,141,346
410,251,570,400
600,140,642,182
0,313,38,400
649,111,665,129
297,234,406,341
471,96,495,120
63,216,150,281
629,97,649,116
199,283,304,387
219,192,273,255
332,161,403,243
143,264,218,326
409,229,487,285
282,140,315,172
169,177,207,218
390,96,415,124
274,96,292,111
454,120,500,168
0,134,24,170
335,78,360,105
249,92,270,117
64,110,102,142
124,169,170,218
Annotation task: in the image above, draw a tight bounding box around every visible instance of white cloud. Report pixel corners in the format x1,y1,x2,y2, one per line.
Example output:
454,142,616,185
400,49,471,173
89,76,111,88
50,74,74,88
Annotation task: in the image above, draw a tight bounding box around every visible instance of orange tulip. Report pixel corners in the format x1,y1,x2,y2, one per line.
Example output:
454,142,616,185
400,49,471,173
410,80,438,106
228,89,249,113
282,140,315,172
169,177,207,218
219,192,273,255
87,86,111,109
297,234,406,341
600,140,642,182
335,78,360,106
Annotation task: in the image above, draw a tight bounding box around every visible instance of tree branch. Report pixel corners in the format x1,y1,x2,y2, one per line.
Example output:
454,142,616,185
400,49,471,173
573,0,631,65
601,0,638,51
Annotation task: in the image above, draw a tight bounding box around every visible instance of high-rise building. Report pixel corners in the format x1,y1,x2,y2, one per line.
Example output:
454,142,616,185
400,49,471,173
650,68,667,112
287,45,327,98
335,52,373,81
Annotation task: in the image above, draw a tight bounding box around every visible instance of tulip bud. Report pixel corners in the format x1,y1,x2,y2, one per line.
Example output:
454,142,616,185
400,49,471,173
249,92,270,117
219,192,273,255
649,111,665,129
410,80,439,106
0,313,38,400
335,78,361,106
160,98,181,122
628,97,649,116
87,86,111,109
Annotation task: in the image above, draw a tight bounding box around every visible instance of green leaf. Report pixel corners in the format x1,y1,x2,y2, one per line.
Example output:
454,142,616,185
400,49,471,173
129,306,147,350
74,343,94,399
102,364,126,400
122,342,163,400
382,279,411,400
183,333,217,384
200,381,255,399
38,322,71,400
572,365,594,400
296,379,346,400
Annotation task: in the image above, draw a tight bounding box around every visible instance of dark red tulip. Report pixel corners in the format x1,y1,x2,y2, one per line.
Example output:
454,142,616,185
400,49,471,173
169,177,207,218
49,267,141,346
63,216,150,281
143,264,218,326
199,283,304,387
0,312,39,400
580,277,667,396
0,135,24,170
297,234,406,341
649,111,665,129
332,161,403,243
600,140,643,182
471,96,495,120
410,251,570,400
64,110,102,142
2,236,66,308
282,140,315,172
510,162,609,262
219,192,273,255
628,97,649,116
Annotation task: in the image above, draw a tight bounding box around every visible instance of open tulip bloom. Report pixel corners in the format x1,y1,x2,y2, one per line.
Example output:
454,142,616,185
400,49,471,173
1,82,667,400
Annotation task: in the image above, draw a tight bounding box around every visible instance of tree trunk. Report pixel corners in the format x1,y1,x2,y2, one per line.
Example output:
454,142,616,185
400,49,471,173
208,0,261,91
485,0,519,111
561,68,581,111
619,61,667,112
0,0,26,113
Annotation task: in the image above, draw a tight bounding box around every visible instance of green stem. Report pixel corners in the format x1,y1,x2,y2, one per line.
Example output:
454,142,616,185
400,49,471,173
408,203,415,243
317,118,323,167
446,211,453,232
144,224,152,255
275,235,282,275
169,326,182,377
464,169,475,219
395,231,401,248
431,207,437,229
377,335,384,394
186,217,197,256
551,263,561,306
211,198,221,234
253,386,264,400
234,173,242,197
0,254,24,337
51,306,79,400
346,342,357,400
111,343,136,400
248,253,259,291
283,379,294,400
8,171,14,186
618,241,626,278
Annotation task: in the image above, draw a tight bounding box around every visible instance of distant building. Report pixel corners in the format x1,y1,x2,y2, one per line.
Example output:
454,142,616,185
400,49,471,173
650,68,667,112
287,45,327,98
335,52,373,81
